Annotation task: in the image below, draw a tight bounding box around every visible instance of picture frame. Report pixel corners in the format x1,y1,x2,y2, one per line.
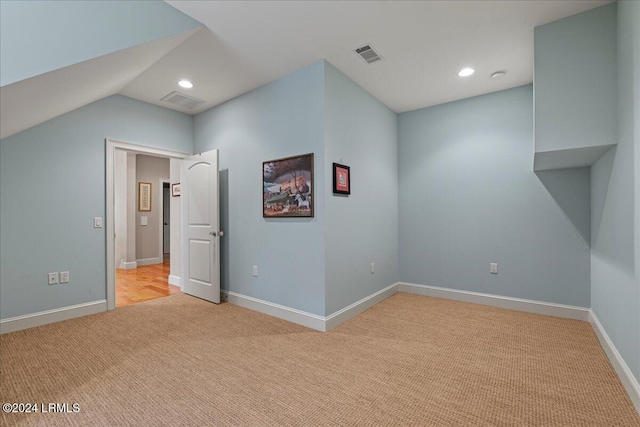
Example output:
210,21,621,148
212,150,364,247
263,153,314,218
171,183,181,197
138,182,152,211
333,163,351,195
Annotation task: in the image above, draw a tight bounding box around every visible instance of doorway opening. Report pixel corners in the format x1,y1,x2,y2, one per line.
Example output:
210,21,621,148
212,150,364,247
163,182,171,260
106,139,189,310
114,152,175,307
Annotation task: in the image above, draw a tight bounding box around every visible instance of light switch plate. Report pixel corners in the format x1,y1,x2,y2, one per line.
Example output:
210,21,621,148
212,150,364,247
141,216,148,226
94,217,103,228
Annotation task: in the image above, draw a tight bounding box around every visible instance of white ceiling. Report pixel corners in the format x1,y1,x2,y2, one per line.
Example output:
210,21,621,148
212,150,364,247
128,0,613,114
0,29,197,139
0,1,614,139
119,27,263,115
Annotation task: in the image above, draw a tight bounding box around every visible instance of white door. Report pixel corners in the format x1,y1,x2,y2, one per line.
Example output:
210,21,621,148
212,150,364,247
181,150,220,303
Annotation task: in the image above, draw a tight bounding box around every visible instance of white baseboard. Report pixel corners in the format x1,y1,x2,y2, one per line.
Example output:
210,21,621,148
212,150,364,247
168,275,181,287
136,257,161,266
398,283,640,412
398,282,590,321
221,290,327,331
221,281,590,333
120,261,137,270
0,300,107,334
221,283,400,332
589,310,640,413
326,283,399,330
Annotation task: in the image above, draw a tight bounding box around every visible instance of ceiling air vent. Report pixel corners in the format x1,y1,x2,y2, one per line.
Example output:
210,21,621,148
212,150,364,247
160,91,206,110
354,45,383,64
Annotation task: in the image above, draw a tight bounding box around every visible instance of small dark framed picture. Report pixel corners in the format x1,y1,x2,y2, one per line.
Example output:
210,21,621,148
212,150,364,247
333,163,350,195
171,183,181,197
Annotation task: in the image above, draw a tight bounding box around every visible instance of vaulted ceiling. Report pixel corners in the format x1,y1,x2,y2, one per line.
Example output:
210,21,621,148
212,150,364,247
162,0,611,114
0,30,198,139
1,1,613,140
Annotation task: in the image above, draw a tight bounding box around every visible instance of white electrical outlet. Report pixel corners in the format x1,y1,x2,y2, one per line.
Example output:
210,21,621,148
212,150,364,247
60,271,69,283
48,272,59,285
252,265,258,277
490,263,498,274
370,263,375,274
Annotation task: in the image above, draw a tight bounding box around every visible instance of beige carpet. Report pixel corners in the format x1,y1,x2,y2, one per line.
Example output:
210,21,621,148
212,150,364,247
1,293,638,426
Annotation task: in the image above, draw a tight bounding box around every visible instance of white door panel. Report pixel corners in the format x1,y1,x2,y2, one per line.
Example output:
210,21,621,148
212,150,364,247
181,150,220,303
189,239,212,284
188,163,211,226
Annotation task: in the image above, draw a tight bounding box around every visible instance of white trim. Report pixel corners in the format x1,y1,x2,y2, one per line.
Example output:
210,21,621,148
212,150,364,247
120,261,137,270
158,177,170,261
220,282,590,332
325,283,399,330
168,275,181,287
136,257,162,266
106,138,190,311
0,300,107,334
589,310,640,413
221,290,328,331
223,282,637,414
398,282,590,321
221,283,400,332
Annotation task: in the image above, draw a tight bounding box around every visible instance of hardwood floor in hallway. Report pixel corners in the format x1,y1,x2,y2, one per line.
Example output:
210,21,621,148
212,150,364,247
116,255,180,307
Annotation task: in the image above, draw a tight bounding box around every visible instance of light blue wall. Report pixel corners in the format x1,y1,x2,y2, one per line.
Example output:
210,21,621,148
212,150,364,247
535,167,591,248
591,0,640,383
193,62,327,316
0,0,201,86
0,95,194,319
398,86,591,307
323,63,398,316
534,3,617,155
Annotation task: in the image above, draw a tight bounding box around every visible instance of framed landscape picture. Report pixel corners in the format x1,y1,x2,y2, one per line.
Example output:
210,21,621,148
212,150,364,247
333,163,350,195
263,153,314,218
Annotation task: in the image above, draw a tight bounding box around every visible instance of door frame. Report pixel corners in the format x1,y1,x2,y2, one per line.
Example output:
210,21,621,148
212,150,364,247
158,177,170,260
105,138,189,311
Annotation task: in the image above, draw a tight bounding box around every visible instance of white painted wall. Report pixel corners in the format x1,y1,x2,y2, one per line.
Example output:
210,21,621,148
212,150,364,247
169,158,181,282
126,153,137,265
114,149,128,268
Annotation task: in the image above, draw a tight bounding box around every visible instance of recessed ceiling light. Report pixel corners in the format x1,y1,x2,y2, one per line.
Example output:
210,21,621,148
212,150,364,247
458,68,475,77
491,71,506,80
178,80,193,89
